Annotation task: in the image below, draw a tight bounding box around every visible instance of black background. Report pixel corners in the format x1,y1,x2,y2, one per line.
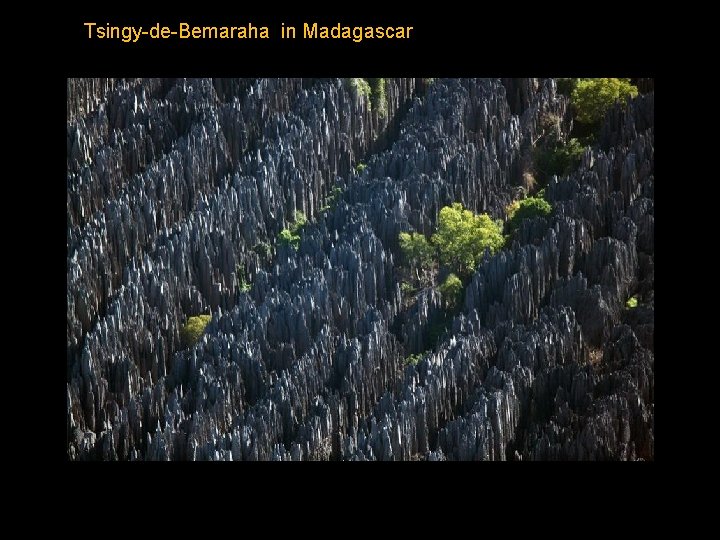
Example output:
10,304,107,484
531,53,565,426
55,9,661,508
64,11,656,76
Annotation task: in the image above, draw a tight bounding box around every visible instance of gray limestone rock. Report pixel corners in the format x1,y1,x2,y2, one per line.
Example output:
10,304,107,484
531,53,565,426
67,78,653,460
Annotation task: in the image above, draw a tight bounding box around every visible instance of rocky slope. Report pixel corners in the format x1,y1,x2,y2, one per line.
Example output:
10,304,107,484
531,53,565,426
66,78,654,460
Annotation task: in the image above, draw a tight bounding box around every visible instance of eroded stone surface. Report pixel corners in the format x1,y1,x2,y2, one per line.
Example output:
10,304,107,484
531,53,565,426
67,78,654,460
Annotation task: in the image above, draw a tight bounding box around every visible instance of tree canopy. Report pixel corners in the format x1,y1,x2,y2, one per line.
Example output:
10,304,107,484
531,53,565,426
571,78,638,125
398,203,505,291
431,203,504,276
180,314,211,348
399,232,434,269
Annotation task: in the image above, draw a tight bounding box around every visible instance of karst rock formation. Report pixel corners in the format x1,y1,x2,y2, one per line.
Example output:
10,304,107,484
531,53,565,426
67,78,654,460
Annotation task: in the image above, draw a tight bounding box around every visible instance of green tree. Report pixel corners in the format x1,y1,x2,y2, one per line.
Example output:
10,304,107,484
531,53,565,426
431,203,504,276
399,232,434,281
180,314,211,348
506,196,552,233
439,273,463,309
571,78,638,125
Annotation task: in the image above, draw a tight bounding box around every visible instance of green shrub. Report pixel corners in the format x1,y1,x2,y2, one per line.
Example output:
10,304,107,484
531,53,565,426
626,295,639,308
368,78,387,117
252,241,272,259
347,78,387,116
180,314,211,348
534,138,585,180
505,199,521,220
399,231,434,284
537,112,563,146
290,211,307,232
399,232,434,267
401,281,416,295
278,228,300,249
321,186,344,213
431,203,505,276
439,273,463,309
239,277,251,293
349,78,371,98
556,138,584,170
355,162,367,173
235,265,252,293
556,78,578,96
404,353,424,366
506,196,552,233
571,78,638,126
278,210,307,249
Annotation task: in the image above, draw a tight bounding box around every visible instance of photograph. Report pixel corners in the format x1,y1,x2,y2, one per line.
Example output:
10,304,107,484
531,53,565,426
67,77,654,460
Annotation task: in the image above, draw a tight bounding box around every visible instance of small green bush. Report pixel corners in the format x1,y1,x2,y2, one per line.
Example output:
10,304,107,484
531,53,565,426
239,277,251,293
401,281,416,295
290,211,307,231
349,78,371,98
505,199,521,220
537,112,563,146
506,196,552,233
404,353,424,366
399,231,435,284
556,138,584,171
355,162,367,173
278,228,300,249
181,315,211,348
368,78,387,117
571,78,638,126
252,241,272,259
439,273,463,309
235,265,252,293
278,211,307,249
399,232,434,268
348,78,387,116
534,138,585,180
321,186,344,213
626,295,639,308
556,78,578,96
